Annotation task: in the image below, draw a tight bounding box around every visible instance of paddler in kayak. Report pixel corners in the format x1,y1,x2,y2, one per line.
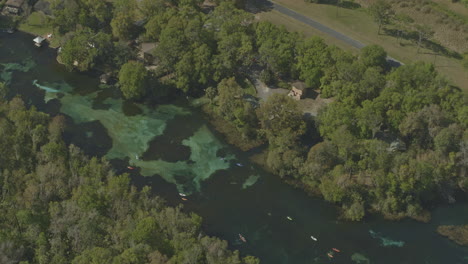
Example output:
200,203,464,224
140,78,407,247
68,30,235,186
239,234,247,243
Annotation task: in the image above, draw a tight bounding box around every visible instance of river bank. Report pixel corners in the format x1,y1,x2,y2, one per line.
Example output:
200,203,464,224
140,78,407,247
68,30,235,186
438,225,468,247
201,103,264,151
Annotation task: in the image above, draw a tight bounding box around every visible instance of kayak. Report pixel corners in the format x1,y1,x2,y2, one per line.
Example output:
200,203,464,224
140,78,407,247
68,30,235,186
310,236,317,241
327,252,334,258
181,197,188,201
236,163,243,167
239,234,247,243
179,193,187,197
127,166,134,170
286,216,293,221
332,248,340,252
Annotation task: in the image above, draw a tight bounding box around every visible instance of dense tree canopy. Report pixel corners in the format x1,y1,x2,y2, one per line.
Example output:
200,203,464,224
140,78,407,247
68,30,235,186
60,30,112,72
369,0,395,34
118,61,148,99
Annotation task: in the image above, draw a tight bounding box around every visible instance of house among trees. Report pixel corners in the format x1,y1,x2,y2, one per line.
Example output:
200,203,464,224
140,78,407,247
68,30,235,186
138,43,157,65
288,81,307,100
3,0,26,15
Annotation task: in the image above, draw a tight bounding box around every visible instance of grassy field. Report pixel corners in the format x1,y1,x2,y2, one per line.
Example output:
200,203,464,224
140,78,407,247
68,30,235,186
18,12,51,36
255,10,360,53
18,11,61,47
258,0,468,92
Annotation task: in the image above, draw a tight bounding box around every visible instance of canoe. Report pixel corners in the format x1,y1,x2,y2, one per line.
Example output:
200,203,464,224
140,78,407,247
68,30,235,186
239,234,247,243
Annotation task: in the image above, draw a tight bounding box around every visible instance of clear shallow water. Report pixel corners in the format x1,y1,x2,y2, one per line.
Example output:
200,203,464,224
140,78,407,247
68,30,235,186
1,32,468,264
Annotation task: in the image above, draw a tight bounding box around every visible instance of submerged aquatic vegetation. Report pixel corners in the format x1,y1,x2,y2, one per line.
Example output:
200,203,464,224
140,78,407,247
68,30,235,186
369,229,405,247
34,80,235,194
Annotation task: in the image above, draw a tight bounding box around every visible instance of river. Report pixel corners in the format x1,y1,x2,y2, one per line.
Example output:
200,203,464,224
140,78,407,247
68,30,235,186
1,32,467,264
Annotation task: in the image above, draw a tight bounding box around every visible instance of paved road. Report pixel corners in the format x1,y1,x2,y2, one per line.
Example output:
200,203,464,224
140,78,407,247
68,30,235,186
268,0,403,66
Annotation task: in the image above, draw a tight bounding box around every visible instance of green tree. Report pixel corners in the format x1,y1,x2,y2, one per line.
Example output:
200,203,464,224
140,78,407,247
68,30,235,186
216,77,244,120
118,61,148,99
111,0,137,40
50,0,80,34
316,102,356,139
256,93,306,142
72,247,113,264
111,11,135,40
205,86,217,104
359,45,387,69
138,0,166,18
144,9,176,41
255,22,298,77
0,82,7,99
369,0,394,34
153,17,188,72
60,30,100,72
214,31,253,80
463,53,468,69
132,217,161,246
343,200,365,221
295,36,331,88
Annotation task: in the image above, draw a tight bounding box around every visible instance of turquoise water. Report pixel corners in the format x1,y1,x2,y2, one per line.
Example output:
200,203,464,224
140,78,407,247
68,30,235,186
1,32,467,264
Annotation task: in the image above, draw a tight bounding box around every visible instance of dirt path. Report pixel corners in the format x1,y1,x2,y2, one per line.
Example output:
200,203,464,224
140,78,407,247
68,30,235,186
253,78,289,101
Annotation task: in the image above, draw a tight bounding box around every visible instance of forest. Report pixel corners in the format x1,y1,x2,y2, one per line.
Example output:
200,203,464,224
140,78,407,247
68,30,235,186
0,91,259,263
11,0,468,222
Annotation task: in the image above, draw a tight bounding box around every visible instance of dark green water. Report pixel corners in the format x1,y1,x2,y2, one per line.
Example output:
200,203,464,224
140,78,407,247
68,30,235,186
1,32,468,264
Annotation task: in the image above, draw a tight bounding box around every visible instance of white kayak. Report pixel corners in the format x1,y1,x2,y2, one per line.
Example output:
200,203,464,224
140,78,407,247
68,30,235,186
311,236,317,241
287,216,293,221
179,193,187,197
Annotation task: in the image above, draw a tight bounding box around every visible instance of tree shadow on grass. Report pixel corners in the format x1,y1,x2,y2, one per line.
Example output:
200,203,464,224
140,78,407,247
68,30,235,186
383,28,462,60
313,0,361,9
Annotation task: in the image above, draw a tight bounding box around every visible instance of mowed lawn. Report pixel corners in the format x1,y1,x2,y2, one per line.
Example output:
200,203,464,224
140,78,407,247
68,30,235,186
258,0,468,92
18,11,62,47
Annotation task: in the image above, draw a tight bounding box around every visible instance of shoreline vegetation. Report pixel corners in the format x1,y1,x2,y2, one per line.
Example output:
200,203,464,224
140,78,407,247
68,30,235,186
0,94,260,263
437,225,468,247
2,0,467,223
201,104,265,151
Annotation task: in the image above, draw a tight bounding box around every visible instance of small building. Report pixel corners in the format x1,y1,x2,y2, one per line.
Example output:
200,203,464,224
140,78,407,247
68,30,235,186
100,73,111,84
387,139,407,152
33,36,45,47
288,81,307,100
3,0,25,15
138,42,157,64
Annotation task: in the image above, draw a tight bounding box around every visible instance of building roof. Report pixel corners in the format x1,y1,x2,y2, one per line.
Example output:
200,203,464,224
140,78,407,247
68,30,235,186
292,81,307,91
6,0,25,8
141,42,157,54
33,36,45,44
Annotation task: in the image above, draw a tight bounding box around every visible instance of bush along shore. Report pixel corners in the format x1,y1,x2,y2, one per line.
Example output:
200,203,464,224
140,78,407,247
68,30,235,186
437,225,468,247
12,0,467,222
